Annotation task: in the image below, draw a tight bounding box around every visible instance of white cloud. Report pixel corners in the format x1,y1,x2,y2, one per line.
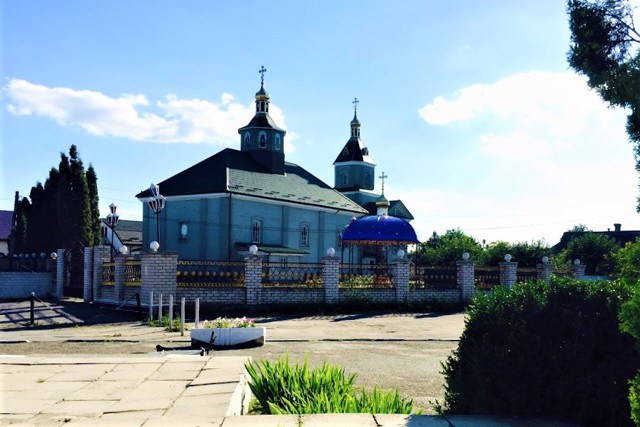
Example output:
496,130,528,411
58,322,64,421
417,71,622,159
4,79,296,151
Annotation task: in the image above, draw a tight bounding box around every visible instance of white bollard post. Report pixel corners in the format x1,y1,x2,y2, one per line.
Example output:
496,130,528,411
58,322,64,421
158,294,163,323
149,291,154,321
194,298,200,329
169,295,174,332
180,297,185,336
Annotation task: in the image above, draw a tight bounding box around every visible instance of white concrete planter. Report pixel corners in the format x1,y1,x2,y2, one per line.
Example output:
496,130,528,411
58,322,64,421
190,327,266,349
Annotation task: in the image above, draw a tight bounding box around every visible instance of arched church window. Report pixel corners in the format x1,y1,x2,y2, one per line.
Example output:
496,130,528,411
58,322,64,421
275,134,281,150
342,173,348,186
244,133,251,147
300,225,309,247
252,220,262,244
259,132,267,148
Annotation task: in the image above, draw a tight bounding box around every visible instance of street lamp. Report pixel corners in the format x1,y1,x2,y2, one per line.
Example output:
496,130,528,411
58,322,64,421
106,203,120,261
148,183,166,250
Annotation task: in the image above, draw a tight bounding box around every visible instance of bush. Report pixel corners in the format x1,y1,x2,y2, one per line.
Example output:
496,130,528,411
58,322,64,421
245,354,417,415
440,277,639,426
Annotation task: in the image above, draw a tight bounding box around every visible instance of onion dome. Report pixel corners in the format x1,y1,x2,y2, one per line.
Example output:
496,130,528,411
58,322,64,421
255,84,269,101
342,215,419,245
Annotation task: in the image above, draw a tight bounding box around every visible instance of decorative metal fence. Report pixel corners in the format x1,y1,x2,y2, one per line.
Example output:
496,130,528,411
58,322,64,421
262,262,323,287
124,261,141,286
410,265,458,289
552,269,573,277
475,266,501,290
517,267,538,283
177,260,245,287
101,262,115,286
339,264,394,288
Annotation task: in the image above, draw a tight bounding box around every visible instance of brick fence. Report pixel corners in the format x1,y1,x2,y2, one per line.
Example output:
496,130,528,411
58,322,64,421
72,246,587,309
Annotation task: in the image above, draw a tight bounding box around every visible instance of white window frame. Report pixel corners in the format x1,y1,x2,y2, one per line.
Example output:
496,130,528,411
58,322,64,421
252,220,262,244
300,225,310,247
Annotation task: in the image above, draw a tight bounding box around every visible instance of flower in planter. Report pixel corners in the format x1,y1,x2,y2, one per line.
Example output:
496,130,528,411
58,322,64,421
202,316,256,329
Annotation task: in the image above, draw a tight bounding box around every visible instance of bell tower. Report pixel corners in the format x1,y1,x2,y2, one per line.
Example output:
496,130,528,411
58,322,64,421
238,66,287,174
333,98,376,191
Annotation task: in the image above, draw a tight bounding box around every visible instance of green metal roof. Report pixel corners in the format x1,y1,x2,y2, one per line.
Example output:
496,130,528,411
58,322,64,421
136,148,367,214
235,242,309,256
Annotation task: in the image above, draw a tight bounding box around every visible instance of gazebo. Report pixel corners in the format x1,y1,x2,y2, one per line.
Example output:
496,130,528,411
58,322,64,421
341,185,419,268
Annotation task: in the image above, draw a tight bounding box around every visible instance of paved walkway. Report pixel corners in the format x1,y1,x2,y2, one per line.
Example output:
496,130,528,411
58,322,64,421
0,300,579,426
0,354,250,426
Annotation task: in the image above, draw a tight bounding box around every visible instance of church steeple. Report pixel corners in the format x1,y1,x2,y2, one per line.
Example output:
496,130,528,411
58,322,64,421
375,172,390,216
350,97,361,138
238,66,287,174
334,98,376,191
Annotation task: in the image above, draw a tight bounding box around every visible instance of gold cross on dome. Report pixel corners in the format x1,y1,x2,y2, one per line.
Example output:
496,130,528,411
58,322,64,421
379,171,388,194
259,65,267,85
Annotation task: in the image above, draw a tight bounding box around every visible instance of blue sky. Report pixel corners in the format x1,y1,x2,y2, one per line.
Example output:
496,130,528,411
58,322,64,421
2,0,639,245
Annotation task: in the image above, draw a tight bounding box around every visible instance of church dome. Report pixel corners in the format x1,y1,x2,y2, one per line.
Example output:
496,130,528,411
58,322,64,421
342,215,419,245
350,112,360,126
255,84,270,101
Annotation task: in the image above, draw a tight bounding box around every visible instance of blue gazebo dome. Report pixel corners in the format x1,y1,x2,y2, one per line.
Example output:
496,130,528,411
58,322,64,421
342,215,419,245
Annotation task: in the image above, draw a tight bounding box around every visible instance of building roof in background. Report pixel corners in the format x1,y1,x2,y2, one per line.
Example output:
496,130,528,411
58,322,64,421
0,211,13,240
136,148,367,214
554,223,640,251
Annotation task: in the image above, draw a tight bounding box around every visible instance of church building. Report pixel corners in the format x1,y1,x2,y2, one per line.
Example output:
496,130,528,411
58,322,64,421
136,69,413,263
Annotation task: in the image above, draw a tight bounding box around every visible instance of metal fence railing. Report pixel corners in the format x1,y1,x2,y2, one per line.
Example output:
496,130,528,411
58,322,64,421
517,267,538,283
475,266,501,290
262,262,324,287
339,264,394,288
411,265,458,289
124,261,141,286
177,260,245,287
101,262,115,286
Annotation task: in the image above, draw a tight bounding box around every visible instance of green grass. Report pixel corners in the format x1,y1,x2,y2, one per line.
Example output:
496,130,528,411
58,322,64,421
148,315,182,332
245,354,419,415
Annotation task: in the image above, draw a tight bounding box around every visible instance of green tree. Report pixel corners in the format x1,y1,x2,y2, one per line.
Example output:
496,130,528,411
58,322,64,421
567,0,640,209
416,229,483,266
86,164,101,246
560,232,619,275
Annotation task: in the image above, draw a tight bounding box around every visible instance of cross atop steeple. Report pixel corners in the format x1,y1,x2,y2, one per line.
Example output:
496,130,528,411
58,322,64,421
352,97,359,114
259,65,267,86
379,171,388,194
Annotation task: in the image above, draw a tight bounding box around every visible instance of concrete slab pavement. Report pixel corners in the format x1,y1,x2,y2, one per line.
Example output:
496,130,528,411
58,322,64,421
0,354,251,426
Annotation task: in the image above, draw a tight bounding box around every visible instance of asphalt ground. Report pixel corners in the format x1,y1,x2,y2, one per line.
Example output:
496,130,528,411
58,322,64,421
0,299,465,413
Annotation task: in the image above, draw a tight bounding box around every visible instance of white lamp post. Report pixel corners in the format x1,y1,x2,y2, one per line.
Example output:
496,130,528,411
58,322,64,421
148,183,166,250
106,203,120,261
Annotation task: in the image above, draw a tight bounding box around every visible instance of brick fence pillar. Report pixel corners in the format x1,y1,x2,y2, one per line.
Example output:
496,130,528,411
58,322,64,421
499,261,518,289
245,256,262,305
56,249,65,298
572,261,587,280
83,247,93,301
114,255,126,302
537,259,553,282
457,259,475,303
140,252,177,308
394,259,410,304
323,256,339,304
91,246,110,302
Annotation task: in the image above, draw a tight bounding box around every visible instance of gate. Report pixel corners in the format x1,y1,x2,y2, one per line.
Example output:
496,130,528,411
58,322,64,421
63,241,86,298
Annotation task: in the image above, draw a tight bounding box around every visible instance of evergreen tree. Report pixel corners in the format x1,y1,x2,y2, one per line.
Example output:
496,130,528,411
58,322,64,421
56,152,73,249
86,164,101,246
68,145,93,247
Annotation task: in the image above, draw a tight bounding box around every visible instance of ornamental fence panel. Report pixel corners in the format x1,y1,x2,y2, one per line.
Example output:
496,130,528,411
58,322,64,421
124,261,141,286
262,262,323,288
553,269,573,277
517,267,538,283
475,266,501,290
101,262,115,286
177,260,245,288
339,263,394,288
410,265,458,289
